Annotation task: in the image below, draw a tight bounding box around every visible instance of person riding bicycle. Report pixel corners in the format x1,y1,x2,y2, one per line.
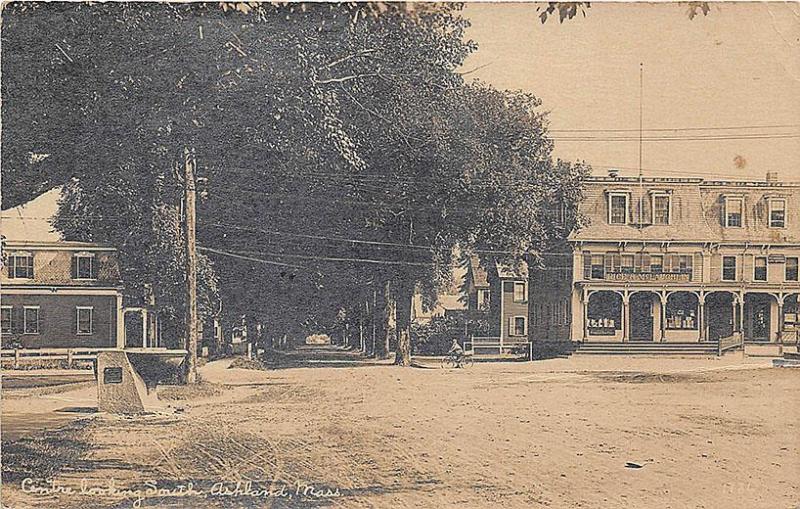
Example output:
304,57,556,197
447,338,465,367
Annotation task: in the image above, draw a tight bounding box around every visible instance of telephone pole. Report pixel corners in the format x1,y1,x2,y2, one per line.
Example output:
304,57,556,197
183,147,199,384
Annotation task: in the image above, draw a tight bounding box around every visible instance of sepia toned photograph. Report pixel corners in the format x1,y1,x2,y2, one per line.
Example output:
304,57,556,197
0,1,798,508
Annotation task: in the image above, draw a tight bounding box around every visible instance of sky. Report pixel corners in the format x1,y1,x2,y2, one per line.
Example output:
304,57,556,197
462,2,800,181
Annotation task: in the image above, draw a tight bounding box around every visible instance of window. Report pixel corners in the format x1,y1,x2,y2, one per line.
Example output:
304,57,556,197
609,193,629,225
591,255,605,279
652,193,671,225
1,307,11,334
513,282,527,303
7,253,34,279
621,255,634,274
477,289,490,311
722,256,737,281
678,255,693,275
769,198,786,228
512,316,527,337
23,306,39,335
74,253,96,279
724,197,743,227
754,256,767,282
77,307,93,335
786,257,799,282
651,255,664,274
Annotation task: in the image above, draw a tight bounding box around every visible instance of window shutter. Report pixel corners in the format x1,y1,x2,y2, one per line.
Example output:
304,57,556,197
508,316,515,335
604,255,613,274
641,254,651,272
91,256,98,279
583,252,591,279
692,253,702,281
37,307,44,334
71,255,78,279
634,253,643,273
7,256,15,278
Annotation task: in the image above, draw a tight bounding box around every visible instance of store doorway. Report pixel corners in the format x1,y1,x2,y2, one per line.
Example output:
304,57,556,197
629,292,654,341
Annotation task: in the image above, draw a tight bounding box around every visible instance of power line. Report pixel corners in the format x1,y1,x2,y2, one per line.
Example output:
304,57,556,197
549,123,800,133
198,245,305,268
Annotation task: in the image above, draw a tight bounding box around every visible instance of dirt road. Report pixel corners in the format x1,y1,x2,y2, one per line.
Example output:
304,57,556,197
2,356,797,509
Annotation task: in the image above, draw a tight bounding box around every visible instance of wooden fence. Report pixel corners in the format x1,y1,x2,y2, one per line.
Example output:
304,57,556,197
0,348,118,368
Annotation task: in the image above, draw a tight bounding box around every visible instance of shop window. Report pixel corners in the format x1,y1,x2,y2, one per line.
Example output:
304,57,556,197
786,257,799,282
7,253,34,279
665,293,698,330
591,255,605,279
652,193,671,225
722,256,737,281
651,255,664,274
769,198,786,228
23,307,39,335
608,193,629,225
1,306,11,334
513,282,527,303
587,293,622,335
754,256,767,281
724,197,743,228
621,255,634,274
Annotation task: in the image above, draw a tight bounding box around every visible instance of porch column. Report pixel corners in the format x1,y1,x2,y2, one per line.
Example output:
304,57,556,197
698,293,706,342
738,294,745,339
777,294,785,354
583,290,590,342
142,309,149,348
622,292,630,342
115,294,125,349
658,293,667,342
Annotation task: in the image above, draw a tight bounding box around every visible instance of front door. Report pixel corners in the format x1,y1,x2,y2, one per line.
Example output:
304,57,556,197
630,293,654,341
750,300,770,341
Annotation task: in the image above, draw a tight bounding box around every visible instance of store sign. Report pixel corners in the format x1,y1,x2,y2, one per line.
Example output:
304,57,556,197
768,254,786,264
606,272,690,282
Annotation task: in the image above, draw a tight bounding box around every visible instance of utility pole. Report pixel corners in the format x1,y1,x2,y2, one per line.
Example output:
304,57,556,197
183,147,199,384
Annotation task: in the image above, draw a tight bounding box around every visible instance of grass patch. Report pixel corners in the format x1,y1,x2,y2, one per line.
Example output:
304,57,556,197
1,420,91,483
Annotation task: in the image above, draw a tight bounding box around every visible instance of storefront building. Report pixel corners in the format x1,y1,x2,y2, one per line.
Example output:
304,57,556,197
531,173,799,344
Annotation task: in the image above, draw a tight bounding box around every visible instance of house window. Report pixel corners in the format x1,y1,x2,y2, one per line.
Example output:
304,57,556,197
77,307,93,335
7,253,34,279
724,197,743,227
678,255,693,276
652,194,671,225
513,282,526,303
754,256,767,282
1,306,12,334
23,306,39,335
651,255,664,274
74,253,96,279
722,256,737,281
786,257,799,282
769,198,786,228
477,289,490,311
512,316,527,337
608,193,629,225
591,255,605,279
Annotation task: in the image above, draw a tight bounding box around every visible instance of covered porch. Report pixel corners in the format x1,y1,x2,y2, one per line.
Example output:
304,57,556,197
577,285,799,344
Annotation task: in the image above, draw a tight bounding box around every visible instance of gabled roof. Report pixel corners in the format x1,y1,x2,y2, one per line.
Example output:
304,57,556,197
495,260,528,280
467,255,489,288
0,188,63,242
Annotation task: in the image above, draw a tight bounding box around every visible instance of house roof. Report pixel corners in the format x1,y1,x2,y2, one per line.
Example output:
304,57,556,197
495,260,528,279
0,187,63,242
467,255,489,288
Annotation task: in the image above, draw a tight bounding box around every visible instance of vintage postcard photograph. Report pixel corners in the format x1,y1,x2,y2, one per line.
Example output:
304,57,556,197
1,1,798,508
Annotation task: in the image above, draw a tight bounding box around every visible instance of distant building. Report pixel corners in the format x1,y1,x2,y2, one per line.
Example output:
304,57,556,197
530,173,800,346
464,255,529,347
1,240,125,349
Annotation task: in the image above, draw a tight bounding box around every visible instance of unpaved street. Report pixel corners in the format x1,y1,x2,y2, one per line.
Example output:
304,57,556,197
2,356,798,509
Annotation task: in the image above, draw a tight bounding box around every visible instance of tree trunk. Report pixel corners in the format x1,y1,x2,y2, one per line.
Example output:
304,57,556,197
394,280,413,366
377,279,395,359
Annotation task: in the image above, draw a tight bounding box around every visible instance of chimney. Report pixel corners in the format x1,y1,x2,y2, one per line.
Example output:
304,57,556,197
766,171,778,183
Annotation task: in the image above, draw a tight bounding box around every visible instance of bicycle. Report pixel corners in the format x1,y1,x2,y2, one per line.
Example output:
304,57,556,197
440,352,474,369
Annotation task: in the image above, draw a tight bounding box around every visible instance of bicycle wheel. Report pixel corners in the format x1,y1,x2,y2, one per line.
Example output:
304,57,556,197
461,356,474,368
441,356,456,369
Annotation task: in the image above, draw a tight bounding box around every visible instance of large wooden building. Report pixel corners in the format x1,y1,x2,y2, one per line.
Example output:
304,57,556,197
530,173,800,347
1,240,125,349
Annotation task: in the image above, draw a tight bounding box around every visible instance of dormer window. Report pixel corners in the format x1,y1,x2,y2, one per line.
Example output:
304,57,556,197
724,196,743,228
608,193,629,225
73,252,96,280
769,198,786,228
652,193,671,225
7,253,34,279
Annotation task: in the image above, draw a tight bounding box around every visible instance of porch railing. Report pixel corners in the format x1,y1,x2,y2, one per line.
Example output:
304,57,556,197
717,333,744,356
